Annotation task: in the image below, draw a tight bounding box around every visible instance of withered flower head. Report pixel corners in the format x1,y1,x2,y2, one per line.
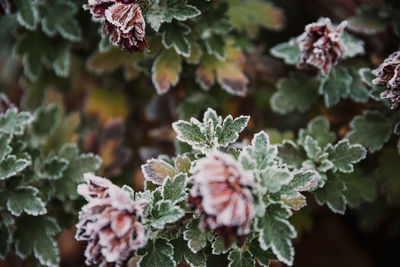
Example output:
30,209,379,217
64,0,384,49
298,18,347,75
188,151,255,246
76,173,148,267
84,0,148,52
372,51,400,109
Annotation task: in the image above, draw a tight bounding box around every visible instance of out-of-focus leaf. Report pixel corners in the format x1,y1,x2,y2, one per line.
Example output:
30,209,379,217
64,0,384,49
85,88,129,125
151,49,182,94
196,42,248,96
162,23,191,57
14,0,39,30
270,39,300,65
319,66,353,107
341,32,365,59
377,148,400,203
227,0,285,38
348,6,388,34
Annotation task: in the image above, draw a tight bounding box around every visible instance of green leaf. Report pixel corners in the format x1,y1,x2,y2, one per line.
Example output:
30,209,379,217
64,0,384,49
277,141,307,169
215,115,249,147
319,66,353,107
32,104,60,136
162,23,191,57
248,239,276,267
348,6,388,34
162,173,187,205
173,119,207,151
270,72,319,114
174,155,191,173
341,31,365,58
259,167,292,193
35,156,68,180
142,158,177,185
146,0,200,32
0,134,12,162
171,238,206,267
346,111,393,153
14,0,39,30
183,220,209,253
347,66,370,103
7,186,46,216
314,177,347,214
241,131,277,171
151,200,184,229
358,68,386,101
151,48,182,93
15,216,60,267
139,239,175,267
211,236,231,255
0,155,30,181
40,0,81,41
52,144,101,200
228,250,255,267
0,108,32,135
270,40,300,65
299,116,336,148
227,0,285,38
204,34,226,61
256,202,296,266
338,171,376,208
0,223,11,258
326,140,366,173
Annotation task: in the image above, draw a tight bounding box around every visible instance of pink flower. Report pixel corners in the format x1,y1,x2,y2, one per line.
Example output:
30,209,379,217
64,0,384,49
76,173,148,267
298,18,347,75
372,51,400,109
188,151,255,246
84,0,148,52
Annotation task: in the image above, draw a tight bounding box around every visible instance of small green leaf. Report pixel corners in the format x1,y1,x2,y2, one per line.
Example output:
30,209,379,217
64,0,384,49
341,31,365,58
241,131,277,171
0,155,30,181
151,200,184,229
339,171,376,208
326,140,366,173
215,115,249,147
183,220,209,253
259,167,292,193
347,111,393,153
314,177,347,214
211,236,231,255
139,239,175,267
171,238,206,267
270,72,319,114
162,23,191,57
228,250,255,267
146,0,200,32
347,67,369,103
0,134,12,162
14,0,39,30
172,119,207,150
277,141,307,169
256,202,296,266
32,104,60,136
162,173,187,205
377,148,400,203
15,216,60,267
7,186,46,216
0,108,32,135
249,239,276,267
299,116,336,148
270,40,300,65
358,68,386,101
319,66,353,107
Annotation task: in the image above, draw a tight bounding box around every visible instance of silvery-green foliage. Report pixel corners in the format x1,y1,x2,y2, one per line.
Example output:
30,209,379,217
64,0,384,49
0,103,101,266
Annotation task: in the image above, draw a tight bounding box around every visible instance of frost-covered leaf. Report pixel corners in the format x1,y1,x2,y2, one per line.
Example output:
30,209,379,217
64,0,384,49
0,134,12,161
162,173,187,205
256,202,296,266
341,31,365,58
211,236,232,255
0,223,11,258
227,0,285,38
139,239,175,267
248,239,276,267
326,140,366,173
280,170,320,198
162,23,191,57
241,131,277,171
358,68,386,101
270,40,300,65
40,0,81,41
52,144,101,200
215,115,249,147
173,119,207,150
15,216,60,267
314,177,346,214
346,111,393,153
299,116,335,148
146,0,200,32
259,167,292,193
35,156,68,180
319,66,353,107
0,155,30,181
277,141,307,169
171,238,206,267
32,104,60,136
348,6,388,34
270,72,319,114
15,0,39,30
183,220,210,253
142,158,177,185
347,66,370,103
0,108,32,135
228,250,255,267
151,200,184,229
174,155,191,173
152,49,182,94
6,186,46,216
